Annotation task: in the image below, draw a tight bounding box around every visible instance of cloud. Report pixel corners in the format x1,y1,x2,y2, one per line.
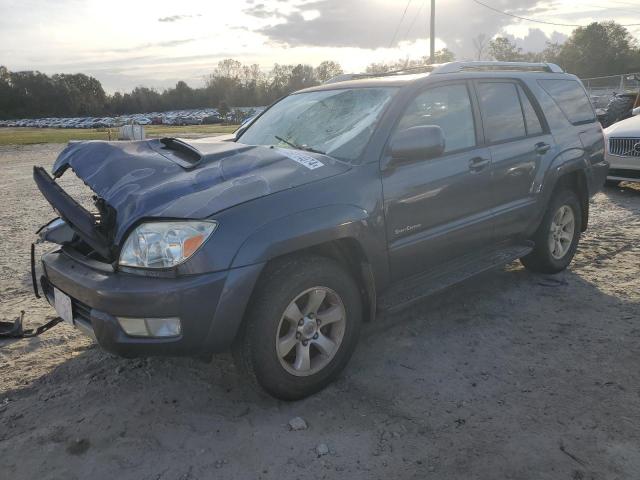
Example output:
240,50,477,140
247,0,579,57
243,3,285,19
107,38,199,53
502,28,569,52
158,14,201,23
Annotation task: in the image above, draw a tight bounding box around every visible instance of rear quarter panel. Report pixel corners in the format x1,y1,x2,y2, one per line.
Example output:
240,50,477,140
519,76,605,234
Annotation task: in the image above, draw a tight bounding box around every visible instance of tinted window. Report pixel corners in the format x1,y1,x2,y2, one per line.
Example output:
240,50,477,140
518,85,543,135
397,84,476,153
478,82,526,143
538,79,596,125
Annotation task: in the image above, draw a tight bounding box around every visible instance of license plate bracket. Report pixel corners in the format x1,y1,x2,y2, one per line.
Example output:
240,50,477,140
54,287,73,325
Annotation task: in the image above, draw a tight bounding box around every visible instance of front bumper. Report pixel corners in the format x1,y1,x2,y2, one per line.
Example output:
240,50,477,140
40,248,263,357
605,151,640,182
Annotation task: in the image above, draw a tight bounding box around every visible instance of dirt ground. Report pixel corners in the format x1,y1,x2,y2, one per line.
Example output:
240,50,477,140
1,144,639,480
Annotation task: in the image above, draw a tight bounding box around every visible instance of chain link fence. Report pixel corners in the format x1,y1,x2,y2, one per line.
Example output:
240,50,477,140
583,73,640,109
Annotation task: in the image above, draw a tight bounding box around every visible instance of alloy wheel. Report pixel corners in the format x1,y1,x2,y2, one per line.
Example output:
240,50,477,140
548,204,575,260
275,287,346,376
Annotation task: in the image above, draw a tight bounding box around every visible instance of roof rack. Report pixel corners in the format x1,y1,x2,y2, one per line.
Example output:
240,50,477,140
323,65,436,84
323,61,564,84
432,61,564,74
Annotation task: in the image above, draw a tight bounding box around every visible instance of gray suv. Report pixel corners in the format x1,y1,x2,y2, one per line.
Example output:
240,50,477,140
33,61,607,399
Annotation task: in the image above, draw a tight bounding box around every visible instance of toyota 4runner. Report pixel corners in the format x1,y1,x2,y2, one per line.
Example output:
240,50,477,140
33,61,607,400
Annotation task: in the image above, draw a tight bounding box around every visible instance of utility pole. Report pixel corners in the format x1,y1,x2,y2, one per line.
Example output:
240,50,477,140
429,0,435,63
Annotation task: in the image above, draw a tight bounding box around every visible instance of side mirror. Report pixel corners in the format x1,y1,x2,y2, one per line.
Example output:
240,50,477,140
389,125,445,163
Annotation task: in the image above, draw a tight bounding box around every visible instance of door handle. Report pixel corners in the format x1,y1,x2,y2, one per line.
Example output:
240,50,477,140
468,157,490,172
535,142,551,155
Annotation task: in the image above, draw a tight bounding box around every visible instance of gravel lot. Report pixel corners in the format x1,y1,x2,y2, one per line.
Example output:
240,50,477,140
1,144,639,480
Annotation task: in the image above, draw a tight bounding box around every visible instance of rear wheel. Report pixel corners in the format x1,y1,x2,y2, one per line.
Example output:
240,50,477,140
233,255,362,400
521,189,582,274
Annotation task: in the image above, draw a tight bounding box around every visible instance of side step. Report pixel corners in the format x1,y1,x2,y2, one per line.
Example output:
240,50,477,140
378,242,534,314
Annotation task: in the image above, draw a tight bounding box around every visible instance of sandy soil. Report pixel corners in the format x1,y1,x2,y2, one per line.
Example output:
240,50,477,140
1,144,639,480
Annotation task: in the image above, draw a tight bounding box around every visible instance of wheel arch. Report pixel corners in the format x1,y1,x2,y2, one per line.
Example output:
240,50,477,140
231,205,381,327
552,169,589,232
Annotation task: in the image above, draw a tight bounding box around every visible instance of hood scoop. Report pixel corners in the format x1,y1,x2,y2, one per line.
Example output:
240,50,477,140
154,137,253,169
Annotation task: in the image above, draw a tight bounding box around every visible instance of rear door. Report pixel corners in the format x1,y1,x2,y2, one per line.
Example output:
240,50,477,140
474,80,555,239
381,81,495,281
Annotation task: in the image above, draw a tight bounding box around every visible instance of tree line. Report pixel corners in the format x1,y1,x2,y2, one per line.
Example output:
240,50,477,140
484,21,640,77
1,21,639,120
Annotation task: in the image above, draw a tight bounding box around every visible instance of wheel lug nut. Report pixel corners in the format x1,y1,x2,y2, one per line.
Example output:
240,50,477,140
296,332,301,339
316,319,321,325
302,340,308,346
298,319,304,326
313,333,318,339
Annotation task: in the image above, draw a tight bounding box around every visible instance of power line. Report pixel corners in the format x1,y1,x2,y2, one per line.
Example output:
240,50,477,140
471,0,640,27
388,0,413,48
402,1,425,43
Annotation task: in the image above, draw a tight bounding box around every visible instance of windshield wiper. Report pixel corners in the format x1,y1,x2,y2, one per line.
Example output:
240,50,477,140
274,135,326,155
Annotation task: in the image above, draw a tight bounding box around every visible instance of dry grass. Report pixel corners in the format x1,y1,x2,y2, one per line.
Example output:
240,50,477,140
0,125,239,146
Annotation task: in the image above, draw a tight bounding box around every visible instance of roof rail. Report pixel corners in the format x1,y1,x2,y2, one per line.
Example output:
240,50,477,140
323,65,436,84
322,61,564,85
432,61,564,74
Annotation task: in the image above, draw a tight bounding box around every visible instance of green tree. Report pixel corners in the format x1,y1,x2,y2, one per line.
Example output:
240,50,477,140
217,100,230,120
489,37,524,61
554,21,640,77
365,49,456,73
433,48,456,63
315,61,344,82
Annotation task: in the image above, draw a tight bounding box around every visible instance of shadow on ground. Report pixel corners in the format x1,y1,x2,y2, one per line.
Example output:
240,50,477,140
2,262,639,480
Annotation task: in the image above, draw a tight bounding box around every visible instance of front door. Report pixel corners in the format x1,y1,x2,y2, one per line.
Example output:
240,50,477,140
382,82,496,281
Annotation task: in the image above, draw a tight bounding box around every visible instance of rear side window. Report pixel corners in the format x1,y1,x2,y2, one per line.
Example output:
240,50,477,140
537,79,596,125
477,82,526,143
517,85,543,136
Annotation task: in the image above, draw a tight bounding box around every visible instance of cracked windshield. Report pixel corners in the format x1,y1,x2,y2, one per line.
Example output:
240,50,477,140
239,87,397,161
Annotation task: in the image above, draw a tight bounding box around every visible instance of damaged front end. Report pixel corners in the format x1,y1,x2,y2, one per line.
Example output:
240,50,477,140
33,166,117,262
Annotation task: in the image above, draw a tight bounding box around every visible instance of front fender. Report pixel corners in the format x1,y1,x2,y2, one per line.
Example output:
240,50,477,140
231,204,373,268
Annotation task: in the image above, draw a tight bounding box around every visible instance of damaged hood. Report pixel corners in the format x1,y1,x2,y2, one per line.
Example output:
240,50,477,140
52,137,350,243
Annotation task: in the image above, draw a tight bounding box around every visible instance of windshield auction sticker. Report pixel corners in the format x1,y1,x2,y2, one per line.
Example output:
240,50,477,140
277,149,324,170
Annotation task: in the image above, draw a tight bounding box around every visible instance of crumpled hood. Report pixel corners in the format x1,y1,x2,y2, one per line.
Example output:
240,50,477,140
52,137,350,243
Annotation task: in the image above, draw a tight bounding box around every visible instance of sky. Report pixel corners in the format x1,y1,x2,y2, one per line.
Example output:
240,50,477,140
1,0,639,92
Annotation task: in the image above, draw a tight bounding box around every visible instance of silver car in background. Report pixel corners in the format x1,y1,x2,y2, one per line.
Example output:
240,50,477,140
604,114,640,185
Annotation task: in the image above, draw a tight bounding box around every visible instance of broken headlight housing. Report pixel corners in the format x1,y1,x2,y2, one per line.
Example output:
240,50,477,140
119,221,217,268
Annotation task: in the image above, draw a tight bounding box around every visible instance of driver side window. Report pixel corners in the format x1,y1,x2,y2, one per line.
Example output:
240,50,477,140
397,84,476,153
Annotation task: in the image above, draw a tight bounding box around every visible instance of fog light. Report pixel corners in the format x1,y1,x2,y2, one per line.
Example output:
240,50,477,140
117,317,181,338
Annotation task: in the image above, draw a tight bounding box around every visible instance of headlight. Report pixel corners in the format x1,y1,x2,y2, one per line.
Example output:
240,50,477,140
119,221,217,268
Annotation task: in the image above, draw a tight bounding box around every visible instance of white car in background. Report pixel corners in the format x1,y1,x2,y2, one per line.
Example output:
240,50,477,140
604,114,640,185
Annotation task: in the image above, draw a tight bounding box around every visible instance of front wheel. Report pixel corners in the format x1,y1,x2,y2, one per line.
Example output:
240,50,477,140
521,189,582,274
233,255,362,400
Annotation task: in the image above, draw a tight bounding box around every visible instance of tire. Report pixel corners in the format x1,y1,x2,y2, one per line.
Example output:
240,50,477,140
233,254,362,400
521,189,582,274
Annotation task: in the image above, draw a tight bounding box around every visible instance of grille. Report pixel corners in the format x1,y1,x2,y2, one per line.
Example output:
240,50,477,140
609,137,640,157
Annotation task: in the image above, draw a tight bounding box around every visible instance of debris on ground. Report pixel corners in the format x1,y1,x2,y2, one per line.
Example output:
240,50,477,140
316,443,329,457
288,417,308,431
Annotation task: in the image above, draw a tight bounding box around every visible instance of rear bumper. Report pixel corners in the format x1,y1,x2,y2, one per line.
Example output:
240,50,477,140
41,248,263,357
